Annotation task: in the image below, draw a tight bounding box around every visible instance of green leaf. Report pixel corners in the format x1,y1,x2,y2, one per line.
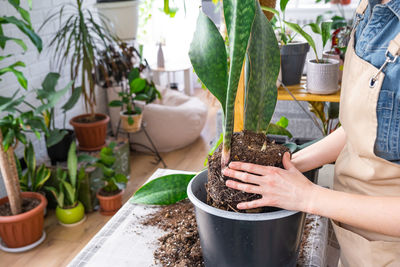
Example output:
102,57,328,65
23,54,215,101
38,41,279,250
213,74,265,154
321,21,332,49
328,102,339,119
100,148,116,166
284,20,318,60
2,129,15,151
316,15,324,25
280,0,290,12
308,23,321,34
204,133,223,166
61,180,76,206
244,1,280,133
128,68,140,83
46,129,68,147
134,93,149,101
41,72,60,92
0,61,27,89
62,86,81,112
189,11,228,111
24,142,36,179
34,165,51,191
131,174,196,205
260,6,279,19
128,116,134,125
114,173,127,184
267,123,293,138
0,36,27,51
130,78,146,94
36,82,71,114
67,142,77,188
108,100,123,107
45,185,64,207
276,116,289,128
77,154,98,163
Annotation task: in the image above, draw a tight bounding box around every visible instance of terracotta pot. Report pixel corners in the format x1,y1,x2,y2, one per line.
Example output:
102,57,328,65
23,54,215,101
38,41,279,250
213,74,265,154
96,190,124,216
120,111,142,133
70,113,110,151
0,192,47,248
259,0,276,20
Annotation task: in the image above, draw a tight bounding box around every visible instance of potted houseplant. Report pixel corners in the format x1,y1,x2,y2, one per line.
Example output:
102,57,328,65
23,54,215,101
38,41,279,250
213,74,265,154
108,67,161,133
95,142,128,215
0,0,48,249
262,0,311,86
45,142,86,226
187,0,306,265
33,72,81,165
303,19,340,94
41,0,117,151
95,0,141,41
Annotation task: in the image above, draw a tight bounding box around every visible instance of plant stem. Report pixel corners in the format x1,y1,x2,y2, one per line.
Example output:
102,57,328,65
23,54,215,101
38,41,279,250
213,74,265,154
0,132,22,215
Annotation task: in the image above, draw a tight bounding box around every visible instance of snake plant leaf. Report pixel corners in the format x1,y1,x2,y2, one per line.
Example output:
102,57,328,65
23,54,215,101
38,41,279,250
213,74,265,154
61,180,76,206
244,1,280,133
189,11,228,110
45,185,64,208
221,0,255,166
34,164,51,192
24,142,36,180
131,174,195,205
67,142,77,188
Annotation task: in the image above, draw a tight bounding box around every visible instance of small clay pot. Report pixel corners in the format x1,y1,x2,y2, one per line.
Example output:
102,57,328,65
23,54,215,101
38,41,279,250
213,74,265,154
55,201,85,225
0,192,47,248
120,111,142,133
70,113,110,151
96,189,124,216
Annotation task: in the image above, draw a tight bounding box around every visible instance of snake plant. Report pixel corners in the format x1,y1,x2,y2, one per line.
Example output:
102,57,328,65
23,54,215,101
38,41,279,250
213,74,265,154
189,0,280,167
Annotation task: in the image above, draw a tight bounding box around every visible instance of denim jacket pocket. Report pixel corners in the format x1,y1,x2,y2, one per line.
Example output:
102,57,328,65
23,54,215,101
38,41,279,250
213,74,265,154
374,89,399,161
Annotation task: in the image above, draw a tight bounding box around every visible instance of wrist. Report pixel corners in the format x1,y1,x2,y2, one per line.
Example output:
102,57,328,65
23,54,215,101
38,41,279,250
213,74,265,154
304,183,322,214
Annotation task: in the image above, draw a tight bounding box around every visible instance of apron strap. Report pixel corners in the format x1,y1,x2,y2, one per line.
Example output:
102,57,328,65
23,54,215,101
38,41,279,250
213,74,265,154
356,0,369,14
388,33,400,57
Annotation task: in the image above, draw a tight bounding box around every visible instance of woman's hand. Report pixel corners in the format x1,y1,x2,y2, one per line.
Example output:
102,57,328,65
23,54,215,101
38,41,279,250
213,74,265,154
223,152,317,212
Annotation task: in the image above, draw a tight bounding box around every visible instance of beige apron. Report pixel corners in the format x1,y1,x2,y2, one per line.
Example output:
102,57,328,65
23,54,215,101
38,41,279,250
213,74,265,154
332,0,400,266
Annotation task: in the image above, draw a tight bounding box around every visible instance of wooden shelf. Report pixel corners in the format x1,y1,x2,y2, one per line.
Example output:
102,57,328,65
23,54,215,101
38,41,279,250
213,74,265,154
277,77,341,102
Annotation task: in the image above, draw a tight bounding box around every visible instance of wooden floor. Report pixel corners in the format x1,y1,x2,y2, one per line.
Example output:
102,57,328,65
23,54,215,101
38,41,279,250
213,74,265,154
0,88,220,267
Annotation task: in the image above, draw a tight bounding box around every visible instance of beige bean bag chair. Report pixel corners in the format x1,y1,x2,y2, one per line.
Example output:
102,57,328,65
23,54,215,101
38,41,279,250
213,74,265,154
107,86,208,152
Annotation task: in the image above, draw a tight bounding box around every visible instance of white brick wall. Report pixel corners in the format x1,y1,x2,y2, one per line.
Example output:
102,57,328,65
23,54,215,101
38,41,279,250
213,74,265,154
0,0,101,197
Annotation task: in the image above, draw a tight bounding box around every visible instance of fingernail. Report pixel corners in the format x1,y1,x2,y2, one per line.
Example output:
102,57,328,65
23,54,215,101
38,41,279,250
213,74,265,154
237,203,244,209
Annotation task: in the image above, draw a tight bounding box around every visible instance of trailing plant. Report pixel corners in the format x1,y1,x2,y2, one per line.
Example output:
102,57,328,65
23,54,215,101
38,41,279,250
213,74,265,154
189,0,280,167
45,142,87,208
17,142,51,192
0,0,47,215
40,0,117,119
95,142,128,194
34,72,81,147
108,67,160,125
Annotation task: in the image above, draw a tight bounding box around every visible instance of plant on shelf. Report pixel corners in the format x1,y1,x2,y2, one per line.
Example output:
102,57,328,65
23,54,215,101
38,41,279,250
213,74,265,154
95,142,128,215
33,73,82,165
262,0,312,85
309,101,340,136
108,67,160,133
0,0,49,249
45,142,87,225
41,0,117,151
18,143,51,193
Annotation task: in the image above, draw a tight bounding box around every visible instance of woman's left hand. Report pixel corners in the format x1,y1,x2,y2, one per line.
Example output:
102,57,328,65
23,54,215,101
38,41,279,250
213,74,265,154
223,152,317,212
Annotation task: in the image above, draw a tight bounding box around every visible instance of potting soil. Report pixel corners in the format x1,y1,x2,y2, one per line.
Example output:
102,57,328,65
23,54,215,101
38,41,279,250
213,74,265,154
207,130,289,212
0,198,40,216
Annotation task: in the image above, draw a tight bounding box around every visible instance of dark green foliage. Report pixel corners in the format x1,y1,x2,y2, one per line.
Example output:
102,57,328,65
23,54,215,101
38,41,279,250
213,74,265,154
131,174,195,205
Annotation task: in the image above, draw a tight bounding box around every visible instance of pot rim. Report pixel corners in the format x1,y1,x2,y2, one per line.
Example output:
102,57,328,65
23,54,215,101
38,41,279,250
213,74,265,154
0,192,47,222
96,189,124,200
70,113,110,127
187,170,299,221
119,111,142,117
280,41,309,47
307,58,340,65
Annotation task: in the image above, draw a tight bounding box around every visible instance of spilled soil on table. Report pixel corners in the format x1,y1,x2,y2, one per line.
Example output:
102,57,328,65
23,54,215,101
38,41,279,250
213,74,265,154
207,130,289,212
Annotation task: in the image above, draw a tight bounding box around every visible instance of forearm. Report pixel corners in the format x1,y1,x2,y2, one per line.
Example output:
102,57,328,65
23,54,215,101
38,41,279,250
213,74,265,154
292,127,346,172
308,185,400,237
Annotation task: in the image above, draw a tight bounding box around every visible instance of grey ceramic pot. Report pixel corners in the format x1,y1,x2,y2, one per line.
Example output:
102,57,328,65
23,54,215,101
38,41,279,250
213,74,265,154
306,59,340,95
280,42,310,86
187,170,306,267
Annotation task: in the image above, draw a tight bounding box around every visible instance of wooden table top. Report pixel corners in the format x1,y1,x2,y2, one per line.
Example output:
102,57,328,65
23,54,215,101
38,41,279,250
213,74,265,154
277,77,341,102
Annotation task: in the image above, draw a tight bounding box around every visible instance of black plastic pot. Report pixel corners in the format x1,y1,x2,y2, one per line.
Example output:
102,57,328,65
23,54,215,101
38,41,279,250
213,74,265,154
46,129,75,165
187,170,306,267
281,42,310,86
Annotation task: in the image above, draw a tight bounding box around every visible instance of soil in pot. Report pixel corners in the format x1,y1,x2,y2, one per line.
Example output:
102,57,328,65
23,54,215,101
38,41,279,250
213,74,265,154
73,114,107,123
98,188,121,197
207,130,289,212
0,198,40,216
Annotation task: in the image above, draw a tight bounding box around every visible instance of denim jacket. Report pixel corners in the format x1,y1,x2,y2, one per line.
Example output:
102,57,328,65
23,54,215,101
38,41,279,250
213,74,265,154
354,0,400,163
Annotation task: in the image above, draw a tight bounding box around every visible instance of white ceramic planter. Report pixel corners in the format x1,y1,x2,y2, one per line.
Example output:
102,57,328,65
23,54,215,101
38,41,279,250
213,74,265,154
120,111,143,133
323,51,343,82
306,59,340,95
95,0,140,41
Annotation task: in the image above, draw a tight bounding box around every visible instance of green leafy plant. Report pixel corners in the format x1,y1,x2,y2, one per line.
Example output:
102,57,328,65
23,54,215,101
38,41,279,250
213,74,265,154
18,143,51,192
132,173,195,205
40,0,116,119
0,0,47,215
108,67,160,125
95,142,128,194
189,0,280,167
305,17,333,62
309,101,340,136
33,72,81,147
45,142,87,208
